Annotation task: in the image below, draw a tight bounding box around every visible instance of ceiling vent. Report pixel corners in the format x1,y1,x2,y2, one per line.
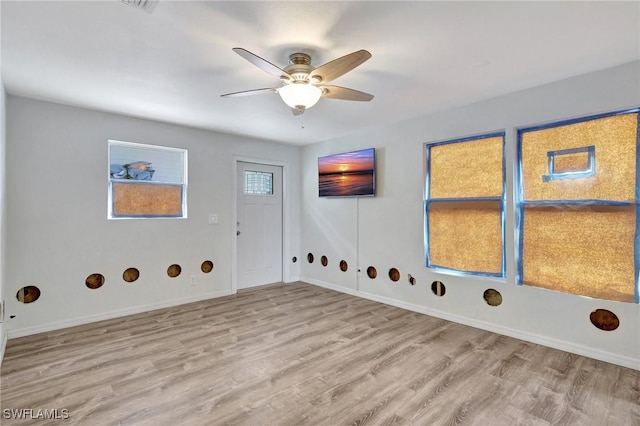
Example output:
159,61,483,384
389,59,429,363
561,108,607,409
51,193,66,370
120,0,157,13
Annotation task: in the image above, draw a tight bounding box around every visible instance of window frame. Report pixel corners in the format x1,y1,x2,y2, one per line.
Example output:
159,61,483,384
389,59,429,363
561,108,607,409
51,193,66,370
542,145,596,183
515,107,640,303
424,131,506,278
108,140,188,219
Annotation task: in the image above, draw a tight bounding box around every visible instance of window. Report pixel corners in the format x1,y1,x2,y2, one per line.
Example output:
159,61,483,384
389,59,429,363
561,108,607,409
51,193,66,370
424,132,505,277
245,170,273,195
542,145,595,182
516,108,639,303
108,140,187,219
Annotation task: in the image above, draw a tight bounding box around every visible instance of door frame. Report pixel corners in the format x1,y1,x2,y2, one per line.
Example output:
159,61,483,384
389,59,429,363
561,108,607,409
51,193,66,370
231,156,289,293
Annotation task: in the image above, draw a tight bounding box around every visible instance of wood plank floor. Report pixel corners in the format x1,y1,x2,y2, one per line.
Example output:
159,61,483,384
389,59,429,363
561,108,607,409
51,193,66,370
1,282,639,426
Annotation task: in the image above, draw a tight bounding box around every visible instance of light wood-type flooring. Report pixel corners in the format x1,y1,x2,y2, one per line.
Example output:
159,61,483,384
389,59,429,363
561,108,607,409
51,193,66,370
1,282,639,425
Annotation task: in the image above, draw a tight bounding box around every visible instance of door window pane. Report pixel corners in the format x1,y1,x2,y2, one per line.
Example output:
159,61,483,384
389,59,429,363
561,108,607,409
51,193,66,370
245,171,273,195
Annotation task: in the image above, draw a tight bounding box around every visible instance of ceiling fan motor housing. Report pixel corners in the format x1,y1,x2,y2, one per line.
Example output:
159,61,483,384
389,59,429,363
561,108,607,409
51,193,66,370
284,53,319,83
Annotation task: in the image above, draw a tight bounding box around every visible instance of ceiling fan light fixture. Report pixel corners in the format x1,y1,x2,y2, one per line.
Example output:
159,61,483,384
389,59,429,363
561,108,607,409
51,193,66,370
278,83,322,110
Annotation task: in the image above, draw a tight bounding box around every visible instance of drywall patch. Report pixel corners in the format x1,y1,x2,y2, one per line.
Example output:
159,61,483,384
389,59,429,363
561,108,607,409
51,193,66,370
367,266,377,279
167,264,182,278
589,309,620,331
123,268,140,283
483,288,502,306
388,268,400,282
17,286,41,303
431,280,446,296
85,274,105,289
201,260,214,273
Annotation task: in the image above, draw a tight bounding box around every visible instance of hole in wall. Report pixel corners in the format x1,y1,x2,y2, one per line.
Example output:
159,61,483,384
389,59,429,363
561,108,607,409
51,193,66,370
321,256,328,267
123,268,140,283
589,309,619,331
339,260,348,272
16,285,41,303
388,268,400,282
201,260,214,273
307,253,314,263
367,266,377,279
431,281,446,296
483,289,502,306
292,257,297,263
408,274,416,286
167,264,182,278
85,273,105,290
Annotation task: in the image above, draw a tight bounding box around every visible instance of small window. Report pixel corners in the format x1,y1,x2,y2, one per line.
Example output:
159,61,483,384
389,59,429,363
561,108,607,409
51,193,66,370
542,145,595,182
245,171,273,195
108,140,187,219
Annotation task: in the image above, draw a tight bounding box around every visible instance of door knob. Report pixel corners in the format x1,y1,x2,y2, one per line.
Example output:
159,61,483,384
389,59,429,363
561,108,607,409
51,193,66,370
237,231,241,236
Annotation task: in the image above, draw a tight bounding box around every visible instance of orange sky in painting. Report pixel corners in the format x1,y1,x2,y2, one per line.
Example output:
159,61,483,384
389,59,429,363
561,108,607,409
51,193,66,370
318,149,375,174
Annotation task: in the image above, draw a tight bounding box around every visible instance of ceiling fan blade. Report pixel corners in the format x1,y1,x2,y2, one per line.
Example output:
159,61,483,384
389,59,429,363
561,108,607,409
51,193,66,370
220,88,278,98
320,85,374,102
232,48,292,81
309,50,372,83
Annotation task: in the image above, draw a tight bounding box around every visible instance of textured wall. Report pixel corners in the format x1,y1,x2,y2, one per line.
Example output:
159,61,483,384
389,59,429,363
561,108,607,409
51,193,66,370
301,61,640,369
5,96,302,336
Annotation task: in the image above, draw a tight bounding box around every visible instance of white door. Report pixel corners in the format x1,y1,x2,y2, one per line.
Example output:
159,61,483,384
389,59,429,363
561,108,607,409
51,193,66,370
236,161,283,289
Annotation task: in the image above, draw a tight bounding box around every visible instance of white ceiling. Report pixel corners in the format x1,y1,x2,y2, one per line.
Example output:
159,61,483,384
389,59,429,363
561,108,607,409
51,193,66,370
2,1,639,145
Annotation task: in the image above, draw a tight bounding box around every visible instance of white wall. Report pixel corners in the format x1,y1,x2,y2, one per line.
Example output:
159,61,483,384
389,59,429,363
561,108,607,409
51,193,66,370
5,96,301,337
301,61,640,370
0,0,7,365
0,86,5,365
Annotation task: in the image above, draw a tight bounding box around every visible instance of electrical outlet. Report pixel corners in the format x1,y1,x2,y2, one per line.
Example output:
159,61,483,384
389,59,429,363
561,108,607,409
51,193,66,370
190,275,198,286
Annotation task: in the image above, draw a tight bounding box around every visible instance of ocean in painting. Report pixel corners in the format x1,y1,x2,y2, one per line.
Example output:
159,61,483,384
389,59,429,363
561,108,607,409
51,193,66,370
319,172,375,197
318,148,375,196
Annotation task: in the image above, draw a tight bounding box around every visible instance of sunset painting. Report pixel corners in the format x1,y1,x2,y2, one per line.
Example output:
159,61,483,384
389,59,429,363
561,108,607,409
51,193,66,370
318,148,376,197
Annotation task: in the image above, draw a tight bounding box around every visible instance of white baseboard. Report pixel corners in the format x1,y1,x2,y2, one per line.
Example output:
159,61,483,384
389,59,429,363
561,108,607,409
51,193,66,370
284,276,301,283
0,327,7,366
7,289,235,339
302,277,640,371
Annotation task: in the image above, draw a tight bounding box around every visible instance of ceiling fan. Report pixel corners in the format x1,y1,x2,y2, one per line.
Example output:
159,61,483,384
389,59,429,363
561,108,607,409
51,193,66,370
221,48,374,115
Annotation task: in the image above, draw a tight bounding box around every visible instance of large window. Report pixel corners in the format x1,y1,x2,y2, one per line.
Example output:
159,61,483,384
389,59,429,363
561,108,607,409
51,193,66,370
108,140,187,219
424,132,506,277
517,109,639,303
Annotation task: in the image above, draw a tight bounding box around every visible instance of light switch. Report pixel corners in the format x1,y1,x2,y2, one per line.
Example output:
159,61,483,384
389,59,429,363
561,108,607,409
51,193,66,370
208,213,218,224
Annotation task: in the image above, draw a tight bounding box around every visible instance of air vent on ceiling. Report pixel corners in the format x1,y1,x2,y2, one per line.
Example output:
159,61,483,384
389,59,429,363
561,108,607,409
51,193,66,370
120,0,157,13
